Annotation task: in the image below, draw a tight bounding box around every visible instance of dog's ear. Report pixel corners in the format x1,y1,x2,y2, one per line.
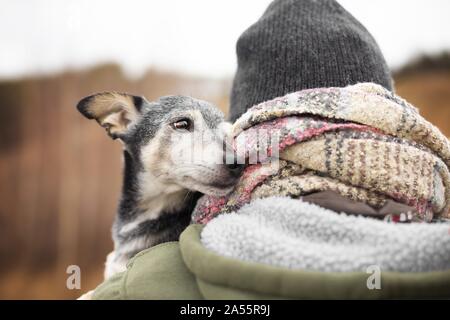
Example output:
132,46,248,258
76,92,146,139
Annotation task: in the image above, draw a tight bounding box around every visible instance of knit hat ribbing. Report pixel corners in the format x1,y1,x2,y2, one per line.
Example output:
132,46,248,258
229,0,393,121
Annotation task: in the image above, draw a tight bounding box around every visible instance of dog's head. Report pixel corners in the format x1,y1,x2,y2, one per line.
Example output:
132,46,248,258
77,92,241,197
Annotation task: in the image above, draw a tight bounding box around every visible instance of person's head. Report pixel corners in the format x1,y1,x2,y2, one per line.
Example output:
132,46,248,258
230,0,393,122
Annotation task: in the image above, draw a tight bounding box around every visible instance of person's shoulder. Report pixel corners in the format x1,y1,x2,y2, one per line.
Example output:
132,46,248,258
93,241,203,300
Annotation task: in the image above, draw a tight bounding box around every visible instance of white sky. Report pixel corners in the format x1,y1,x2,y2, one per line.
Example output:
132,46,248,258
0,0,449,80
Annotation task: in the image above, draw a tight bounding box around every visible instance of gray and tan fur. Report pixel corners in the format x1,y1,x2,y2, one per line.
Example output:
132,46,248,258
77,92,240,278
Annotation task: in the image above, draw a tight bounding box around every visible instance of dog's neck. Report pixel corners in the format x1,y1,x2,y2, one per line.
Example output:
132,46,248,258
112,150,200,258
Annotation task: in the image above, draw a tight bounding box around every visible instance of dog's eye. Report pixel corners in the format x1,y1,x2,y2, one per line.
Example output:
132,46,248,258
171,119,192,131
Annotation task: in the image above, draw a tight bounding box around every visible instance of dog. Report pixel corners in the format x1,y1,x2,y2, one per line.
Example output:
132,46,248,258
76,92,241,279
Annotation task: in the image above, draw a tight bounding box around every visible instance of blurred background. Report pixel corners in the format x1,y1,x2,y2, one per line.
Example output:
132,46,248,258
0,0,449,299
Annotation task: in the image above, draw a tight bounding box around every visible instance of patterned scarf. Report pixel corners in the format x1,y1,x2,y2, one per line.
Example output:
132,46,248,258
192,83,450,224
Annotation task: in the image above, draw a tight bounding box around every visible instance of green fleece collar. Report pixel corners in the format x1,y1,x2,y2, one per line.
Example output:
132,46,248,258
180,224,450,299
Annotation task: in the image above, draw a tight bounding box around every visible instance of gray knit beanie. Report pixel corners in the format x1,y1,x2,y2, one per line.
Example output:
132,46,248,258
229,0,393,121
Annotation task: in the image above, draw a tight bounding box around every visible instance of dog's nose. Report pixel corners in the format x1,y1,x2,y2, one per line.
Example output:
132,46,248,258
226,163,244,177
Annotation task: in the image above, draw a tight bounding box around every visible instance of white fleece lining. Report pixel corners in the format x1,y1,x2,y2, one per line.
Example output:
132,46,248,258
201,197,450,273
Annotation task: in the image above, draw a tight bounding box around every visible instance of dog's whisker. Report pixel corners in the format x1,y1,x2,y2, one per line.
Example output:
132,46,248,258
183,191,192,203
